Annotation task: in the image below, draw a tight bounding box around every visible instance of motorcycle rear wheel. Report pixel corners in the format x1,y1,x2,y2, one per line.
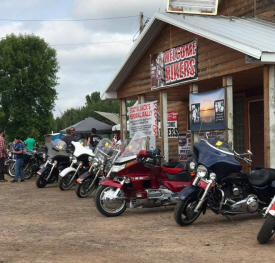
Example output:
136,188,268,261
75,178,96,198
8,161,15,177
174,198,202,226
23,163,33,179
58,172,75,191
95,185,126,217
257,214,275,244
36,170,49,188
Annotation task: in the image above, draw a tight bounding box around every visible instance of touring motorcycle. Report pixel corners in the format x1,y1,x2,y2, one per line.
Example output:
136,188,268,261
257,173,275,244
36,139,71,188
174,137,275,226
95,132,196,217
75,138,120,198
58,139,94,191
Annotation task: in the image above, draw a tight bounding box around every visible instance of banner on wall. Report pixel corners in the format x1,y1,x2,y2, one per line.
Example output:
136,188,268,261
128,101,158,138
150,39,198,90
178,133,191,161
189,87,226,131
168,110,178,138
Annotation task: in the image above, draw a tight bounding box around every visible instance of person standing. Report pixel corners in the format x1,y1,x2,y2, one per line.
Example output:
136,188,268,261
11,136,25,183
61,129,77,147
24,136,36,151
70,127,84,141
87,128,102,151
0,129,8,182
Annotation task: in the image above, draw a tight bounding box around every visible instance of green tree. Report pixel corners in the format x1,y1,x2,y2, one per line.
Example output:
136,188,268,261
0,34,59,142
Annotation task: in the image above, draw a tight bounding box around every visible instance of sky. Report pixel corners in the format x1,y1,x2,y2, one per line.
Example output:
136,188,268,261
0,0,167,118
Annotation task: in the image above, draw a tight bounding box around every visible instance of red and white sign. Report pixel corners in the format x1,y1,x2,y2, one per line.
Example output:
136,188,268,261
128,101,158,138
168,110,178,138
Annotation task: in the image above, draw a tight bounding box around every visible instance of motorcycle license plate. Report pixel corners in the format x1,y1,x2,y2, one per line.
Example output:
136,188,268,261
198,180,209,190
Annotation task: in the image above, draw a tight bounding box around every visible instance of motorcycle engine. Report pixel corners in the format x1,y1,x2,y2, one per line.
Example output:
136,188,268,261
225,194,259,213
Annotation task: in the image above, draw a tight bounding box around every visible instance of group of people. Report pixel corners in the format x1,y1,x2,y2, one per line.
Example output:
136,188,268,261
0,130,37,183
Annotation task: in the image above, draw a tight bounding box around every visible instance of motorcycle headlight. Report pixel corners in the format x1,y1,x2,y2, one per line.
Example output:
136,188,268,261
9,152,12,157
189,162,196,170
196,165,208,178
124,176,131,184
48,157,53,163
72,156,77,163
209,172,216,181
88,156,93,162
93,158,99,167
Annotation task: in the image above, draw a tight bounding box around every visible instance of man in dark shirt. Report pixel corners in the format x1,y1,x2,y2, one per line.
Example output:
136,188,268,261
61,129,77,147
0,129,8,182
87,128,102,151
70,127,84,141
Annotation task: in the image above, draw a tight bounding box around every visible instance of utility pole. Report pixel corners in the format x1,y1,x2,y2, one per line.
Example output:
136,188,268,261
140,12,144,34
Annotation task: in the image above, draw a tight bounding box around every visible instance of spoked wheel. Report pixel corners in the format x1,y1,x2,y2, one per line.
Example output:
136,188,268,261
58,172,76,191
95,185,127,217
75,178,96,198
257,214,275,244
36,170,49,188
8,161,15,177
174,198,202,226
23,163,33,179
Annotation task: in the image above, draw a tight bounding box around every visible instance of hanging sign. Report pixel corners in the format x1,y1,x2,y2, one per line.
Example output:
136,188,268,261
128,101,158,138
168,110,178,138
178,133,191,161
166,0,219,15
189,87,226,131
151,39,198,90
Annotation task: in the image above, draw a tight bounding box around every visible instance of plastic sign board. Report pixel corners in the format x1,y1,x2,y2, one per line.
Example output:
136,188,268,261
167,0,219,15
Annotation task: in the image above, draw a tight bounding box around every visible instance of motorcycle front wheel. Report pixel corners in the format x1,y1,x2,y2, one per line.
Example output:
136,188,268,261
58,172,75,191
174,198,202,226
75,178,96,198
257,214,275,244
95,185,126,217
8,161,15,177
23,162,33,179
36,170,49,188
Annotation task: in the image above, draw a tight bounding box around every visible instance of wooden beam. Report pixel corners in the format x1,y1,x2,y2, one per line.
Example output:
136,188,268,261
160,90,169,161
119,99,127,148
264,66,270,168
138,94,145,104
269,65,275,168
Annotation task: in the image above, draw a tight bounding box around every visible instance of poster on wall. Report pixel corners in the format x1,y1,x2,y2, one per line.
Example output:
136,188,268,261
178,133,191,161
128,101,158,138
151,39,198,90
166,0,219,15
168,110,178,138
189,87,226,131
198,130,225,141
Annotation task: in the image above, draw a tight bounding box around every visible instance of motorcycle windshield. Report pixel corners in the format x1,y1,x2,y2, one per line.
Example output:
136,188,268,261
45,139,69,158
94,138,118,162
119,132,148,159
52,139,68,151
202,138,234,155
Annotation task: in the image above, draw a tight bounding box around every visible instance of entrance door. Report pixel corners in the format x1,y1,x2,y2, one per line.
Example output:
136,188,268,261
249,100,264,169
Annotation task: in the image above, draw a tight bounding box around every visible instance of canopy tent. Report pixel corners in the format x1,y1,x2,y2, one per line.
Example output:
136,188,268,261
60,117,113,134
94,111,120,124
112,120,130,131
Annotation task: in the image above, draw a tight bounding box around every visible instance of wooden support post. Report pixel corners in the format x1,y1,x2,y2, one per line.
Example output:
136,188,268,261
138,94,145,104
160,90,169,161
264,66,270,168
223,75,233,146
120,99,127,148
269,65,275,168
190,84,198,148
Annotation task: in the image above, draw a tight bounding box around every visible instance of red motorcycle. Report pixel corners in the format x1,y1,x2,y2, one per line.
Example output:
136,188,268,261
95,133,196,217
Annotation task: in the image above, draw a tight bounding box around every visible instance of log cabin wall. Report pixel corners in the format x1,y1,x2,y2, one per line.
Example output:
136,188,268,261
218,0,275,22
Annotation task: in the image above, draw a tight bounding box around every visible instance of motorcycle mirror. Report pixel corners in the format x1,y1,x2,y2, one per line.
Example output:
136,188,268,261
205,132,210,139
137,150,147,158
247,150,253,156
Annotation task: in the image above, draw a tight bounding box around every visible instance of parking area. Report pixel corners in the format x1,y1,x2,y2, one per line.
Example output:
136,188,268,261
0,177,274,263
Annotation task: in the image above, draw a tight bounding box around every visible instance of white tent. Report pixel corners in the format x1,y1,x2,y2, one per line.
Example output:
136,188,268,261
112,120,130,131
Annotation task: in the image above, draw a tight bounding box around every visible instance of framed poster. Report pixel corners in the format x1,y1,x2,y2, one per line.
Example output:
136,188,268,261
167,0,219,15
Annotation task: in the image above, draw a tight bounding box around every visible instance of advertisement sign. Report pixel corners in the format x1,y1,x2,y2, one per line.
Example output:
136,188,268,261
167,0,219,15
178,133,191,161
189,87,226,131
128,101,158,138
151,39,198,90
168,111,178,138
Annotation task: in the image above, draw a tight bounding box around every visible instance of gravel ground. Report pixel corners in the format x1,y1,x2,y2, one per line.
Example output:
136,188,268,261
0,176,274,263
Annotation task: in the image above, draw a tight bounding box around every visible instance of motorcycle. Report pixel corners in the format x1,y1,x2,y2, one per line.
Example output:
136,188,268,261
95,132,196,217
257,173,275,244
36,139,71,188
58,139,94,191
75,138,120,198
174,137,275,226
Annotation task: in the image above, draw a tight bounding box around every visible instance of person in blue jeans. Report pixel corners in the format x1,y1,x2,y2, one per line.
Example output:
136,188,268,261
10,136,25,183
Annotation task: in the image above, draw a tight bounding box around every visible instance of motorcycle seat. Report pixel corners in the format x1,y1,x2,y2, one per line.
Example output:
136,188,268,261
162,163,192,182
162,162,180,168
248,168,275,186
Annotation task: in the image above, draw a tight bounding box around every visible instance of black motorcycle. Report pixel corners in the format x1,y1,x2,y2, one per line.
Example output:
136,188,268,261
174,137,275,226
36,139,71,188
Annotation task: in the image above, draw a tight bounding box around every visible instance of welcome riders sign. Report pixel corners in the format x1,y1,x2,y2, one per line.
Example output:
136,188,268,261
150,39,198,90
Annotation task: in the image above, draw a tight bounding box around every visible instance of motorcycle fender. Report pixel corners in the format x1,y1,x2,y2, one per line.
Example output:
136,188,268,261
78,172,92,181
178,185,203,201
59,167,76,177
100,178,124,189
37,167,50,175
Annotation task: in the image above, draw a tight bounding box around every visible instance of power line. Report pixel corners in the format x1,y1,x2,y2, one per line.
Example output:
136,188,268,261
50,39,133,46
0,15,139,22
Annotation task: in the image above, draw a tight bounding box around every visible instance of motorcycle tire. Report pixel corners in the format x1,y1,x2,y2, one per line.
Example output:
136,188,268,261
36,170,49,188
58,172,75,191
8,161,15,177
174,198,202,226
257,214,275,244
95,185,127,217
75,178,96,198
23,163,33,179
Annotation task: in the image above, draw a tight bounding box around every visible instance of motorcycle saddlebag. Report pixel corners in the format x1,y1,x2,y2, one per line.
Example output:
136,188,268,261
249,168,275,187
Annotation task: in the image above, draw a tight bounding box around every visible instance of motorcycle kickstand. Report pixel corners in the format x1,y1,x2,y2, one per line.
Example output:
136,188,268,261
223,214,236,225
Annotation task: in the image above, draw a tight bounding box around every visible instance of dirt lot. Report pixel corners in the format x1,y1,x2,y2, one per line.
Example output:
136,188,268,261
0,177,274,263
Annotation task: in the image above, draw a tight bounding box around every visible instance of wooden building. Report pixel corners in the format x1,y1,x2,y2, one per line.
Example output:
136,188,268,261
102,1,275,170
